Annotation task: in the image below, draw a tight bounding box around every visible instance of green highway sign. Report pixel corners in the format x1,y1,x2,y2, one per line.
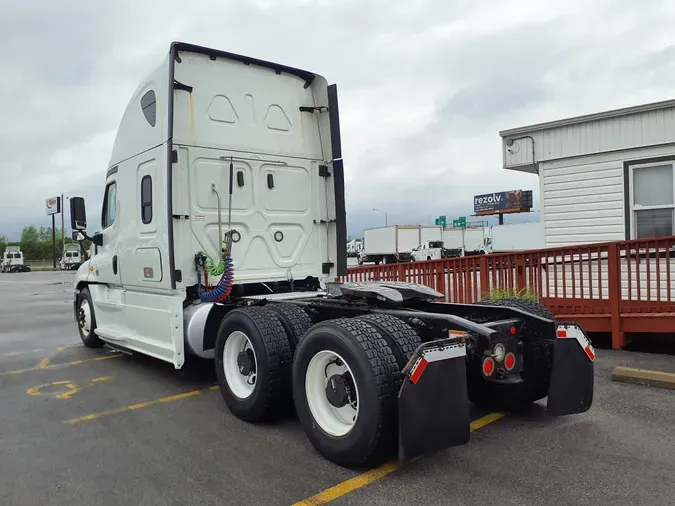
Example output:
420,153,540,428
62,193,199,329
435,215,447,227
452,216,467,228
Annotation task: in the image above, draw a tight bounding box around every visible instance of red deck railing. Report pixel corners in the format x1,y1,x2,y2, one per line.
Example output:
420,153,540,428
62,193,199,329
342,237,675,349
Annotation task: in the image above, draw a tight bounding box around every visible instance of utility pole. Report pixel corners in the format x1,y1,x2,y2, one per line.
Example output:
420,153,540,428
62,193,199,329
61,193,65,251
52,213,57,271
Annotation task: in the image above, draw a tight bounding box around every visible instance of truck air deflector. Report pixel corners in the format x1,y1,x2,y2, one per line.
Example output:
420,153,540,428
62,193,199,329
169,41,316,88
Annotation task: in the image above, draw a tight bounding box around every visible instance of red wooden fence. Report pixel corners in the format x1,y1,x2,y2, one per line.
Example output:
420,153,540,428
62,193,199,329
342,236,675,349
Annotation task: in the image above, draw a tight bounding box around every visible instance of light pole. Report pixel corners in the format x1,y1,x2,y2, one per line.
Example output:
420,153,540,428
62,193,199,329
373,208,388,226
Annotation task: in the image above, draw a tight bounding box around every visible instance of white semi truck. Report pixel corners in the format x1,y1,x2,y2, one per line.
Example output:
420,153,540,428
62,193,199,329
358,225,442,264
1,246,30,273
60,243,83,270
68,42,594,468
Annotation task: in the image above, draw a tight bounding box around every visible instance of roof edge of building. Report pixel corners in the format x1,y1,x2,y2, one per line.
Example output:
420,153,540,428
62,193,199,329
499,98,675,137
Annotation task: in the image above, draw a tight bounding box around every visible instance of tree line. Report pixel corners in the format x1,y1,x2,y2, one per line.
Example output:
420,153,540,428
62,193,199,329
0,226,91,260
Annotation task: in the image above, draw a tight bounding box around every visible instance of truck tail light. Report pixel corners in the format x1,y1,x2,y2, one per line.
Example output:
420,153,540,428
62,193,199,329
504,352,516,371
482,357,495,377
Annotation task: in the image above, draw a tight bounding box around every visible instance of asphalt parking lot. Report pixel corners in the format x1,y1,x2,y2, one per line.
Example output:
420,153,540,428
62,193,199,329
1,271,674,505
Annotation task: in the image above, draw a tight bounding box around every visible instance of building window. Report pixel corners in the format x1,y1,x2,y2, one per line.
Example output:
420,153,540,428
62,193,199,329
631,163,674,239
141,90,156,127
102,182,117,229
141,175,152,224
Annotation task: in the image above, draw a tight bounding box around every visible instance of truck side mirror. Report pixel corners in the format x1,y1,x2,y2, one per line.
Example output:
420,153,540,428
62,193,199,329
72,231,85,241
70,197,87,231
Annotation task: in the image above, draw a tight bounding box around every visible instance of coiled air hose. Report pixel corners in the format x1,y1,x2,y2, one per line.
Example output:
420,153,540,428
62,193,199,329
199,234,234,303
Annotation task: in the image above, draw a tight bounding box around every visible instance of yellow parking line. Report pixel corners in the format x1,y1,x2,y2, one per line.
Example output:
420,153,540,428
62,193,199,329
0,349,44,357
292,412,506,506
0,353,122,377
65,385,220,424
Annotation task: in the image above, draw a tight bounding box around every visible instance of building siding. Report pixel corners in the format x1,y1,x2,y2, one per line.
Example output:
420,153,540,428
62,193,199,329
502,106,675,168
535,145,675,246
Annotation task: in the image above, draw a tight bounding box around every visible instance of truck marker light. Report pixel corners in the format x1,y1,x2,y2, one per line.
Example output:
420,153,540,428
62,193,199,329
482,357,495,376
510,326,517,335
504,352,516,371
557,329,567,338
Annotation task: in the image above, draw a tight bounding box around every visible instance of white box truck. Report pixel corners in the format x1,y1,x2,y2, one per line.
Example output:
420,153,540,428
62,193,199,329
1,246,30,273
66,41,593,469
485,222,544,253
358,225,437,264
441,228,490,256
60,243,84,270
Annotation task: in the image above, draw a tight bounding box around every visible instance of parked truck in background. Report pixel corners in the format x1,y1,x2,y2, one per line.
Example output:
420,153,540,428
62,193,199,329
60,243,83,271
483,222,544,254
67,42,594,469
442,228,489,256
346,238,363,257
358,225,442,265
1,246,30,273
410,240,456,261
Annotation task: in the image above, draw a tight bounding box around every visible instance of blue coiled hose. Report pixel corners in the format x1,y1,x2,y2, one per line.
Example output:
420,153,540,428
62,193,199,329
199,250,234,303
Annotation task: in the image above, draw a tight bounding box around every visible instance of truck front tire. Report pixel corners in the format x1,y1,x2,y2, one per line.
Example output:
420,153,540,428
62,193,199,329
77,287,104,348
215,307,293,422
292,319,401,467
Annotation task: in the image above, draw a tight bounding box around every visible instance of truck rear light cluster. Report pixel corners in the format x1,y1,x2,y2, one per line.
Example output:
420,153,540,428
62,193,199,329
482,357,495,376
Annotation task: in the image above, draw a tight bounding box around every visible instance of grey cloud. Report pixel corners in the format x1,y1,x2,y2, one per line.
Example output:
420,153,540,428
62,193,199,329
2,0,675,240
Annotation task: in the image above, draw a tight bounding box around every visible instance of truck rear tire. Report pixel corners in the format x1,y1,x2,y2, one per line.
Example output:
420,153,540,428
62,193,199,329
215,307,293,422
356,314,421,370
265,303,313,352
77,287,105,348
477,297,556,321
292,319,400,467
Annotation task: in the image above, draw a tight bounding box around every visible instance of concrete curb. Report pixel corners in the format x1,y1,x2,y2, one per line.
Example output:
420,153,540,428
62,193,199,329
612,366,675,390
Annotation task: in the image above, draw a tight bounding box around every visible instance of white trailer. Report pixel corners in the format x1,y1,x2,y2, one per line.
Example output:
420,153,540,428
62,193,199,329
359,225,423,264
1,246,30,273
60,243,83,270
441,228,489,256
67,42,594,469
485,222,544,253
420,226,443,244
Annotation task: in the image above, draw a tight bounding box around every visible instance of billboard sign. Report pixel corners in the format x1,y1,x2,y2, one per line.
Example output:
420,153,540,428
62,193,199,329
473,190,532,216
45,196,61,215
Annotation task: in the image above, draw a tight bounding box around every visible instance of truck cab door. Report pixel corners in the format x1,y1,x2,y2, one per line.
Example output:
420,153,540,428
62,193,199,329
87,176,124,335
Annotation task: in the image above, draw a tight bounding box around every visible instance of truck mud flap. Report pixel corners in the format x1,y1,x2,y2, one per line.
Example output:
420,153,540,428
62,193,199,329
398,339,470,461
546,324,595,416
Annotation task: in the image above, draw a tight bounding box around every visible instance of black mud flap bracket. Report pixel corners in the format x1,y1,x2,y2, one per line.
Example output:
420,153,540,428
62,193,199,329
547,323,595,416
398,338,470,461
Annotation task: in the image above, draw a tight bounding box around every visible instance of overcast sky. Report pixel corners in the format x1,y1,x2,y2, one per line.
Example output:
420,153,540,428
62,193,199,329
2,0,675,239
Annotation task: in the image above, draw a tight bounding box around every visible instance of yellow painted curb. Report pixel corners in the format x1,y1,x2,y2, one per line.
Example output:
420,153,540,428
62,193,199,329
611,366,675,390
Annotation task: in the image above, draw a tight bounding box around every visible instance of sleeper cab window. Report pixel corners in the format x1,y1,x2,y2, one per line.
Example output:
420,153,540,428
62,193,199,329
141,175,152,224
141,90,156,127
